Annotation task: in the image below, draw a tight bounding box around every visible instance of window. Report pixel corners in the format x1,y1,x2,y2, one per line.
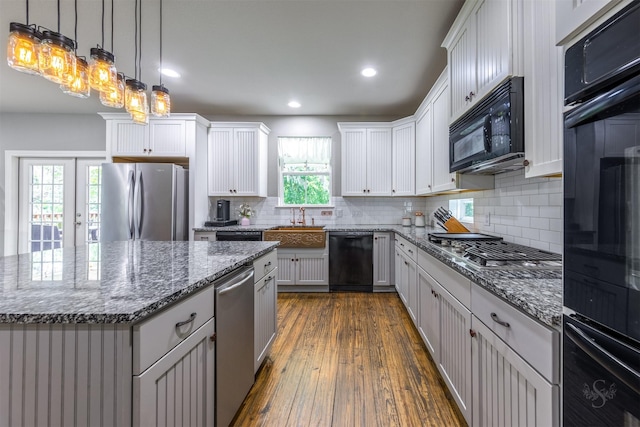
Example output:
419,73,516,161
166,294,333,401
278,137,332,206
449,198,474,223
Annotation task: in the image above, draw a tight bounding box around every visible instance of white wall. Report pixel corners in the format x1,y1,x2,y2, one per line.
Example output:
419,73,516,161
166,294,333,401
425,169,563,254
0,113,106,256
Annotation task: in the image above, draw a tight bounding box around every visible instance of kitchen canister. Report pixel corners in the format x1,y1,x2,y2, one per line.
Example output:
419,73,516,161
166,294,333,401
414,211,426,227
402,217,412,226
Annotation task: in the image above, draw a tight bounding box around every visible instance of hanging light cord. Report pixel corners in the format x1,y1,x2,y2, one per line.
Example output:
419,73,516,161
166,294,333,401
101,0,105,47
74,0,78,52
57,0,61,32
159,0,163,86
111,0,114,53
138,0,142,81
26,0,29,24
134,0,138,79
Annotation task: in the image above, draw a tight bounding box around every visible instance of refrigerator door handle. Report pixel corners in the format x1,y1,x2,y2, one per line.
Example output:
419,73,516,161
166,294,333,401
565,323,640,394
127,170,135,239
134,170,143,239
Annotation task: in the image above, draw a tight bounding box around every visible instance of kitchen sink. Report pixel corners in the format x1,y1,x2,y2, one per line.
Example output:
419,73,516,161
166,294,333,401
263,226,326,248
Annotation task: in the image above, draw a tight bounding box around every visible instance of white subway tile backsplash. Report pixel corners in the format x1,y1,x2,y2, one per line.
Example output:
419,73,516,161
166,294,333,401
540,206,562,218
531,217,551,230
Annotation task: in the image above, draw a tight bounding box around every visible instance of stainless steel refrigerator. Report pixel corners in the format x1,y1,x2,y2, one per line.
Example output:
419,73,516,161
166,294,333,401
101,163,188,242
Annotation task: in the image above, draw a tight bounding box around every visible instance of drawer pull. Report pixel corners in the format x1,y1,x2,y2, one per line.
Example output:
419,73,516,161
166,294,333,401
175,312,197,329
491,312,510,328
469,329,477,338
408,249,413,254
265,275,274,283
264,261,272,268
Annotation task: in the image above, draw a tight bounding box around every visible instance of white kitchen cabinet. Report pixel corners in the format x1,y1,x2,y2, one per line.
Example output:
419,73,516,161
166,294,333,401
522,0,563,178
208,122,270,197
276,248,328,290
373,232,394,288
194,231,216,241
414,70,493,196
133,318,215,427
555,0,623,45
395,235,418,324
104,117,187,157
253,251,278,373
339,123,392,196
442,0,523,124
392,119,416,196
471,316,558,427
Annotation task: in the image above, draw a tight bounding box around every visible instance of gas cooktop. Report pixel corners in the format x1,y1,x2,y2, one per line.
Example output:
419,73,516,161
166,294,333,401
427,233,562,270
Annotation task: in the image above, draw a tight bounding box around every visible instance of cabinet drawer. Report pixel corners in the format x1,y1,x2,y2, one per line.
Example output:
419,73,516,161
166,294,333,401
194,231,216,241
471,284,560,383
418,249,471,309
395,234,417,261
133,285,215,375
253,250,277,281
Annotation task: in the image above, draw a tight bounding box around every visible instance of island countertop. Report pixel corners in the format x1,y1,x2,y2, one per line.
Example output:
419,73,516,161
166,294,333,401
0,241,279,324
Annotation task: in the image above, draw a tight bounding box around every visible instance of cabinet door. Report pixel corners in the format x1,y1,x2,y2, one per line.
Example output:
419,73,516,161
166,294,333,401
447,14,476,122
395,248,409,306
415,106,433,195
366,128,393,196
341,129,369,196
406,258,418,325
436,281,472,425
431,79,456,193
474,0,512,102
234,128,261,196
276,253,296,286
255,272,277,373
417,267,440,357
296,252,328,285
471,316,558,427
555,0,619,45
111,120,148,156
392,123,415,196
373,232,392,287
523,0,563,178
148,120,186,157
208,128,235,196
133,318,215,427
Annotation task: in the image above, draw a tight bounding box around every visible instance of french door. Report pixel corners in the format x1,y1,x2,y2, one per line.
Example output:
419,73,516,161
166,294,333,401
17,158,104,254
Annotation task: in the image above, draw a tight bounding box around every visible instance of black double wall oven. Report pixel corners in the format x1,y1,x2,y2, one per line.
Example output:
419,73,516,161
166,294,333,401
563,1,640,425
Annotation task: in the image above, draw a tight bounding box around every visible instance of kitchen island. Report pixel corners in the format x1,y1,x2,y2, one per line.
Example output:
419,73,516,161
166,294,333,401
0,240,278,426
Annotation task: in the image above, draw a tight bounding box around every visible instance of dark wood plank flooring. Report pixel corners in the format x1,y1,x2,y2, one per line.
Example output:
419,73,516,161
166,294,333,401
232,292,467,427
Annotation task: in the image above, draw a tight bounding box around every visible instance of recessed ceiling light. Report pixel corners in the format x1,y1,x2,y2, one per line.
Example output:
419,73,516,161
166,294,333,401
361,67,377,77
288,101,301,108
159,68,181,78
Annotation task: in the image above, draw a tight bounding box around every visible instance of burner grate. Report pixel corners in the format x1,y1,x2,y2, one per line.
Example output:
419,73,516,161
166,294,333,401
464,241,562,262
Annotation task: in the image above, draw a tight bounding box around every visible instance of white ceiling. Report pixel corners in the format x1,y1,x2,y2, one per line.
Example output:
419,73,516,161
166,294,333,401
0,0,464,118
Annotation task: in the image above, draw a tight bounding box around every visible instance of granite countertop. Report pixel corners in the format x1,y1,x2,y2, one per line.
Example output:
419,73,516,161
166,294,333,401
193,223,562,328
0,241,279,325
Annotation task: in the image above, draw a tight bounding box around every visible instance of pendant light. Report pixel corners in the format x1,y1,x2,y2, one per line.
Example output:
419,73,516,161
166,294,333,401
125,0,148,124
100,72,125,108
61,0,89,98
7,0,41,75
38,0,76,84
89,0,117,93
151,0,170,117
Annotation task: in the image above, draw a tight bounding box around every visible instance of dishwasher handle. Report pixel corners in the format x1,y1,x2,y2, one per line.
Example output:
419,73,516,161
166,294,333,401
217,268,254,295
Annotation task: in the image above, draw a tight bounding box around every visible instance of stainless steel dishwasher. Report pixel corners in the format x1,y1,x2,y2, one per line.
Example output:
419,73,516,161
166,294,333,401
215,266,254,426
329,231,374,292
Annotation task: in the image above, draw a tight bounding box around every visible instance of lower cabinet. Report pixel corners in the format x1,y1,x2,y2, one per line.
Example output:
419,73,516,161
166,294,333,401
276,248,328,291
471,316,558,427
373,232,394,288
395,245,417,323
133,318,215,426
254,271,277,373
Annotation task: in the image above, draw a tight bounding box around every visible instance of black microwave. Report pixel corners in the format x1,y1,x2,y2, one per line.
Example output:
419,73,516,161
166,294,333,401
449,77,525,174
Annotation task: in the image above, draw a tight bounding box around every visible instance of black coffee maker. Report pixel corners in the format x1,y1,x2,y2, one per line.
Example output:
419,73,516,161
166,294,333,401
204,199,237,227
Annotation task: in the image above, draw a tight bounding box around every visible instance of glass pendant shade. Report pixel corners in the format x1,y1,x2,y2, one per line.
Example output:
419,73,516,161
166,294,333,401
89,47,117,92
38,30,75,84
151,85,170,117
61,56,90,98
130,110,149,125
125,78,148,124
7,23,41,75
100,73,125,108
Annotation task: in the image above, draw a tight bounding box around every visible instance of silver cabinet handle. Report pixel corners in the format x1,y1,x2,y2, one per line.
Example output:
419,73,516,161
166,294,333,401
175,312,197,329
490,312,510,328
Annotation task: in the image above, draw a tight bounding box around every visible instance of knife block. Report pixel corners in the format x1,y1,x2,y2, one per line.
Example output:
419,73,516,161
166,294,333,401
445,217,470,233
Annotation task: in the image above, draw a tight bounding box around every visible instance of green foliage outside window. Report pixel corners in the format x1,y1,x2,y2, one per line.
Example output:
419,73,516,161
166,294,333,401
283,175,330,205
279,136,332,206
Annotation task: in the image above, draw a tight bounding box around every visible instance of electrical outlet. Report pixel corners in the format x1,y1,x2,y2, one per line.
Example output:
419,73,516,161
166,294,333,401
484,213,491,226
321,210,332,216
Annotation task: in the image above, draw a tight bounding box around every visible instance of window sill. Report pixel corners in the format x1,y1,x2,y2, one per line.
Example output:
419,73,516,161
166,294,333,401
276,205,335,209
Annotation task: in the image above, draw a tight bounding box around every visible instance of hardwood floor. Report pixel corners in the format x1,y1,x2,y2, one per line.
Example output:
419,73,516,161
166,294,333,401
232,292,467,427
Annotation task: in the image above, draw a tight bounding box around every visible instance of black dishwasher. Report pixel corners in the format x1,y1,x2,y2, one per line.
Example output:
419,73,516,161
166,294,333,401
329,231,373,292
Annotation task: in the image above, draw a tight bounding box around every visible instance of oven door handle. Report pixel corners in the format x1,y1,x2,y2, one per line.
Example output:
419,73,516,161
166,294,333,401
565,73,640,129
565,323,640,394
483,114,492,153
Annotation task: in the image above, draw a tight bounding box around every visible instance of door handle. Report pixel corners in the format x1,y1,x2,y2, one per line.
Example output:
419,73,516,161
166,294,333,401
134,170,142,238
128,170,135,239
175,312,197,330
490,312,510,328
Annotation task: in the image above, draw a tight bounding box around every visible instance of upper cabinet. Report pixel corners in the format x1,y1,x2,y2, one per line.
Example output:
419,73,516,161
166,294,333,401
339,123,393,196
555,0,624,45
522,0,563,178
207,122,270,197
392,119,416,196
103,116,188,157
414,70,494,196
442,0,523,124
